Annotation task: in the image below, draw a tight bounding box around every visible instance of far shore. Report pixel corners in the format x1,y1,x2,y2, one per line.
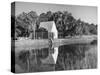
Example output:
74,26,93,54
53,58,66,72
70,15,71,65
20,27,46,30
12,35,97,53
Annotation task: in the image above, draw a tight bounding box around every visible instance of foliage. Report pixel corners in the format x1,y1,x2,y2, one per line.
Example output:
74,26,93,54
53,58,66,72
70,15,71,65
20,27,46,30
11,10,97,39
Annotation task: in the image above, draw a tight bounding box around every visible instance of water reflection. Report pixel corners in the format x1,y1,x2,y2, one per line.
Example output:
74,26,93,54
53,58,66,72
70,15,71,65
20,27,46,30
56,44,90,70
16,43,97,73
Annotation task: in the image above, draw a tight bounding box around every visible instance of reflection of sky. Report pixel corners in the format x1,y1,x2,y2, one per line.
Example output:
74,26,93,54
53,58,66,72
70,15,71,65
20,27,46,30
15,2,97,24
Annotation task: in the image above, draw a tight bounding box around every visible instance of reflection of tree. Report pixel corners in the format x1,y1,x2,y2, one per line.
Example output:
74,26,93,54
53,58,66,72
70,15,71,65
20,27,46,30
18,51,30,72
56,44,90,70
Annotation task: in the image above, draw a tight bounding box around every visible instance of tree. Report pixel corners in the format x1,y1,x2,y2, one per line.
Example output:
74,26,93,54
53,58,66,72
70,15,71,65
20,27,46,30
15,11,38,38
15,10,97,39
89,23,97,34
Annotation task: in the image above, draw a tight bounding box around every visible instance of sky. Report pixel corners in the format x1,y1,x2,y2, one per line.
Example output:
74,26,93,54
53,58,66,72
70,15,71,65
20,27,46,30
15,2,97,24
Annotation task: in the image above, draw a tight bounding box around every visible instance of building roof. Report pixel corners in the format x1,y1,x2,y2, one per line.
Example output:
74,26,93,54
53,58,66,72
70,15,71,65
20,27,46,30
39,21,56,32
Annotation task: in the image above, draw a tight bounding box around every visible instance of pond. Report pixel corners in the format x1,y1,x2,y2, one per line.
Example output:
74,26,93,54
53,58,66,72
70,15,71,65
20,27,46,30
15,42,97,73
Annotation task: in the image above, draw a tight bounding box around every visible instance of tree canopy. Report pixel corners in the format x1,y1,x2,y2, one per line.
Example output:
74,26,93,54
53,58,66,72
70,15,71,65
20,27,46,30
11,10,97,39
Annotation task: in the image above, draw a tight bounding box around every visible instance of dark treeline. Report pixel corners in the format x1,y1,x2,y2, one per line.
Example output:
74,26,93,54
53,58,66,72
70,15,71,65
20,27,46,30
11,10,97,38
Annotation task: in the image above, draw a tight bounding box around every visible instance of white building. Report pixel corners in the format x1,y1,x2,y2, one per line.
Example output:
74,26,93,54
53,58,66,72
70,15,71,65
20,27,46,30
39,21,58,39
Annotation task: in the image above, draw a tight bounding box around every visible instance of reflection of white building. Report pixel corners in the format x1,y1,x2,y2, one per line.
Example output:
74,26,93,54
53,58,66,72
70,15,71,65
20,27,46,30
39,21,58,64
41,47,58,64
52,47,58,64
39,21,58,39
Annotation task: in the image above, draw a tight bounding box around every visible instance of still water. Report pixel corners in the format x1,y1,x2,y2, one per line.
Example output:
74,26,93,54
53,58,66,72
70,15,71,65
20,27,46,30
15,42,97,73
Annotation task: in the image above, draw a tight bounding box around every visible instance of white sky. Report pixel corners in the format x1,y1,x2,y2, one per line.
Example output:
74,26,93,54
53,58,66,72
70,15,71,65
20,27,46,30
15,2,97,24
